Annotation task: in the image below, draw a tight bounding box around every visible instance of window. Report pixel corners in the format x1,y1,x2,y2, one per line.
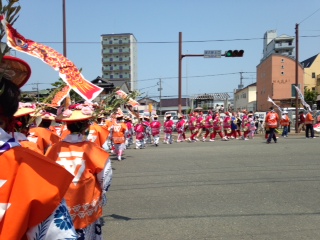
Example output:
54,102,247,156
281,59,284,63
281,72,284,75
110,75,113,79
119,58,123,61
281,65,284,69
120,75,123,78
109,40,112,44
109,49,113,53
312,72,316,78
109,58,113,62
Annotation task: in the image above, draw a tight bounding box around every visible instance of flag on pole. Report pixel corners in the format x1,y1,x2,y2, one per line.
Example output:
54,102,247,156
267,96,283,113
294,86,311,111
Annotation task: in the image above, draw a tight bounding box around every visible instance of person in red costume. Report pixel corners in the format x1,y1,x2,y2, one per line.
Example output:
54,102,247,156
202,111,214,142
188,112,198,142
223,111,232,139
150,114,162,146
163,114,174,144
241,110,250,140
0,56,76,239
211,112,229,141
176,113,186,142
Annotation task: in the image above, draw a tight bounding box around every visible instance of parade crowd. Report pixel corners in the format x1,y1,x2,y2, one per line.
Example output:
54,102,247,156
1,56,317,239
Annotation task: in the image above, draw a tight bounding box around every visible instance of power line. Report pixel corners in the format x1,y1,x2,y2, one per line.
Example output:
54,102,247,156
135,72,255,83
299,7,320,24
37,34,320,45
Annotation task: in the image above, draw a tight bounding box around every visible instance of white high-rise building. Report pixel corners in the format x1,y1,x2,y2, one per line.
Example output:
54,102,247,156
101,33,138,91
262,30,295,60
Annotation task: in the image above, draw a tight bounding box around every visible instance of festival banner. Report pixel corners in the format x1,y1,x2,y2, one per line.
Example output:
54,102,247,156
0,15,103,106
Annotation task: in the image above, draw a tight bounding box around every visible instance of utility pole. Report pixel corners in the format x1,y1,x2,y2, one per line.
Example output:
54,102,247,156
157,78,162,115
62,0,67,57
32,82,39,102
295,23,299,133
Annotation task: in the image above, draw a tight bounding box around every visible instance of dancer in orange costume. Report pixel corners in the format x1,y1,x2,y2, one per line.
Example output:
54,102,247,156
0,56,76,239
46,104,113,239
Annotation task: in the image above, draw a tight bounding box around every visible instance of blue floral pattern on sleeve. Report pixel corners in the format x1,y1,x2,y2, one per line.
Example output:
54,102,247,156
54,203,74,230
27,200,77,240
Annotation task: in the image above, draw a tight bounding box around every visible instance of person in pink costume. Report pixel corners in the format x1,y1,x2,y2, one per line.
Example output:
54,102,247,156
176,113,186,142
195,111,205,140
223,111,232,139
241,110,250,140
150,114,162,146
211,112,229,141
163,114,174,144
134,118,145,149
142,115,152,144
248,117,257,139
188,112,197,142
202,111,214,142
188,112,199,142
124,116,134,148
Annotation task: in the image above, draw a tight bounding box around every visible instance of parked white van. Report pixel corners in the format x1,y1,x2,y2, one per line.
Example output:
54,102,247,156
164,111,178,118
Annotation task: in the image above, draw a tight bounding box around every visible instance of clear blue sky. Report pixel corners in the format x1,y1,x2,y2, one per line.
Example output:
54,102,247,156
13,0,320,100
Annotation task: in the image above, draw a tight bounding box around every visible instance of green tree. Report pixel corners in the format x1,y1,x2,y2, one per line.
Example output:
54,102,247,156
304,86,318,106
0,0,22,61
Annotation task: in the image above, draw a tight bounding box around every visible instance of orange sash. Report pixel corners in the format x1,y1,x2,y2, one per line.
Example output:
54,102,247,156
45,141,110,229
0,147,73,239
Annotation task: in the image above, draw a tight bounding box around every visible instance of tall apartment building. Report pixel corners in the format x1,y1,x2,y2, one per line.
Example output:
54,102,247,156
101,33,138,91
262,30,295,60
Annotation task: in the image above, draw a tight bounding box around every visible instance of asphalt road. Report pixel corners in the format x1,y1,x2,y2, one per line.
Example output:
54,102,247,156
102,132,320,240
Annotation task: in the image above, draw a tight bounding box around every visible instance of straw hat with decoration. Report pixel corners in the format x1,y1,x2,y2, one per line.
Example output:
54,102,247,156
0,56,31,89
55,103,94,122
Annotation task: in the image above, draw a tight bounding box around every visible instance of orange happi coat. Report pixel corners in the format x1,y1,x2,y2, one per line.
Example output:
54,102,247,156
28,127,61,154
111,122,127,144
87,122,109,148
0,146,73,239
45,139,110,229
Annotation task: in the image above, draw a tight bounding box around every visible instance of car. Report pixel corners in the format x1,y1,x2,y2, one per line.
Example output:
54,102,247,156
164,111,178,119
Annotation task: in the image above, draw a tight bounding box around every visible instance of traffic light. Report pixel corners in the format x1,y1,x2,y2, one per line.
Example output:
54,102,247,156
225,50,244,57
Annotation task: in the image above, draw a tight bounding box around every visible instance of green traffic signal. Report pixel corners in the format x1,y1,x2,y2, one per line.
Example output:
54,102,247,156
225,50,244,57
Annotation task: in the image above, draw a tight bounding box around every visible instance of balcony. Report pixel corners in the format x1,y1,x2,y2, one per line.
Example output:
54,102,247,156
103,65,131,71
102,48,130,55
102,40,130,45
102,74,131,80
274,42,295,50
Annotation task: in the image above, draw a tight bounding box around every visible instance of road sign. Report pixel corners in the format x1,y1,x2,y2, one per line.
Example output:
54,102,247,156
204,50,221,58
